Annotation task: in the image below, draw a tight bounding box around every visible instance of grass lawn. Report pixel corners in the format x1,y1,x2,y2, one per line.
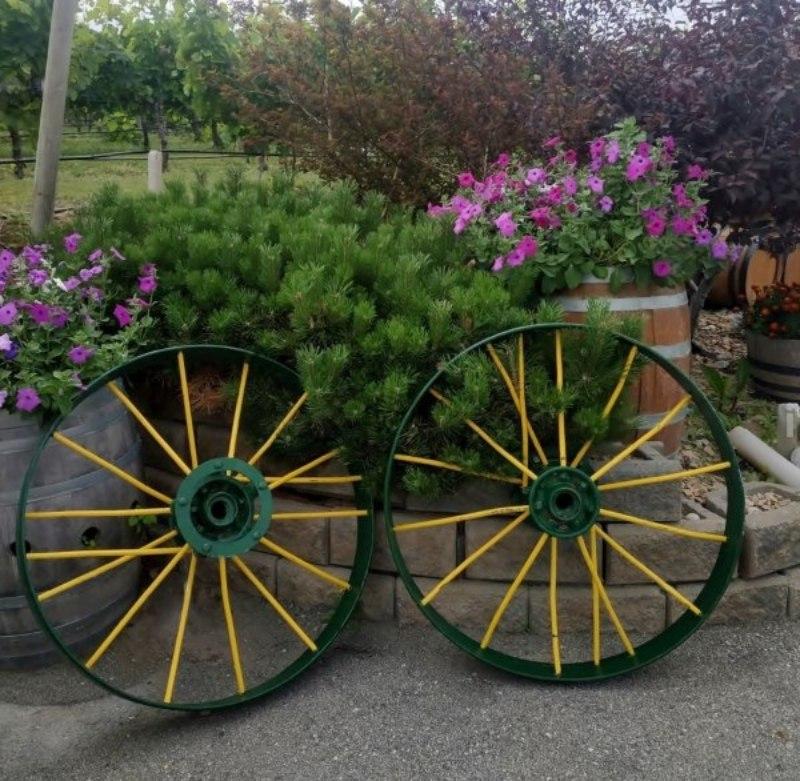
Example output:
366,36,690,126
0,131,266,226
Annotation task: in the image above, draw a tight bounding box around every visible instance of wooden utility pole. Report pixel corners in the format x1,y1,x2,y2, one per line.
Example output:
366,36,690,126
30,0,80,238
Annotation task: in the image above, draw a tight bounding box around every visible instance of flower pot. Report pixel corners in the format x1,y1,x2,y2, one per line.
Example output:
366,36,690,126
555,272,691,454
0,388,142,668
746,330,800,401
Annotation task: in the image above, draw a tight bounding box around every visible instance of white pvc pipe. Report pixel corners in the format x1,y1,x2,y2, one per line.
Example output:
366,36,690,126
729,426,800,489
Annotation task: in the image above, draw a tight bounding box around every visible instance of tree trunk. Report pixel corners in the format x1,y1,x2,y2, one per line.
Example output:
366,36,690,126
155,101,169,172
190,116,203,142
211,119,223,150
9,127,25,179
139,117,150,150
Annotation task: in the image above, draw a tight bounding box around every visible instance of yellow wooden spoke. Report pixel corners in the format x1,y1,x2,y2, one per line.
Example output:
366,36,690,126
273,509,368,520
549,537,562,675
393,505,528,533
594,526,701,616
268,450,340,491
486,345,548,465
590,395,692,483
53,431,172,504
163,553,197,703
394,454,522,486
86,545,189,669
517,335,530,487
259,537,350,590
480,533,548,649
219,558,246,694
421,511,529,606
264,475,361,486
232,556,318,651
107,382,191,476
38,531,178,602
555,331,567,466
177,351,199,469
29,547,183,560
590,527,601,665
429,389,537,481
571,346,638,468
576,535,635,656
26,507,172,520
248,392,309,466
600,508,727,542
598,462,730,492
228,362,250,459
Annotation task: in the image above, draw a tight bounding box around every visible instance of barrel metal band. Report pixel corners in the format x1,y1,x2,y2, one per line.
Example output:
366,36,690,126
555,291,688,312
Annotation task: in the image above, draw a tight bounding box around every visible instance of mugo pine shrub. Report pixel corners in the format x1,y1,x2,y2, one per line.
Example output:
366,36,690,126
73,170,641,492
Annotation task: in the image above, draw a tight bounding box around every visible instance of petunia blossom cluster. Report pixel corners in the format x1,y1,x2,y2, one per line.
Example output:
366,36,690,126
0,235,156,417
427,118,738,292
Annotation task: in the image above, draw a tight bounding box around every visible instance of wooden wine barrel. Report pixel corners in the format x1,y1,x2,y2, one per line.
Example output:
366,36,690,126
707,247,779,308
0,388,142,668
746,331,800,402
555,276,691,455
778,248,800,288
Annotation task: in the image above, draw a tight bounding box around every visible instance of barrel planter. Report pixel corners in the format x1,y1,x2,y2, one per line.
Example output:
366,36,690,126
555,273,690,455
0,388,142,668
746,331,800,402
707,246,777,308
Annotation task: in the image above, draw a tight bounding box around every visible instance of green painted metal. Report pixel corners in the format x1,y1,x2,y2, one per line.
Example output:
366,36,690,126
528,465,599,539
173,457,271,558
17,345,374,711
384,323,745,682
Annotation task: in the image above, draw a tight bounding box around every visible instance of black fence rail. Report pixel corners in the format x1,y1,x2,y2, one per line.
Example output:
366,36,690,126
0,149,280,166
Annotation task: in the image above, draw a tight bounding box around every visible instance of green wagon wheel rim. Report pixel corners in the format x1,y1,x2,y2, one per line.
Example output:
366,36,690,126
17,345,373,710
384,323,744,681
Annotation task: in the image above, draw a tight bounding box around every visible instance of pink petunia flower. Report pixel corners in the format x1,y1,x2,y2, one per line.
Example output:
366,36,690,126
525,168,547,186
517,235,538,258
506,248,526,267
587,175,604,194
427,203,448,218
626,154,651,182
606,140,621,164
493,152,511,168
457,172,476,188
687,163,708,180
652,259,672,278
543,135,562,148
562,149,578,166
562,176,578,196
491,256,505,272
589,137,605,159
494,212,517,238
113,304,133,328
643,211,667,237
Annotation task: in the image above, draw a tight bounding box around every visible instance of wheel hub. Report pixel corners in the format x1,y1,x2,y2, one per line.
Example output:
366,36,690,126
528,466,599,538
173,457,272,557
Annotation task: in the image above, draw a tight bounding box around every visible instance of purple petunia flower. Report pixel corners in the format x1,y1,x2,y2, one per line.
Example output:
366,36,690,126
138,276,157,294
68,345,95,365
0,302,17,325
606,140,621,164
494,212,517,238
3,341,18,360
49,307,68,328
63,233,82,254
0,249,14,274
16,387,41,413
493,152,511,168
28,303,50,325
687,163,708,180
598,196,614,213
28,268,48,287
525,168,547,187
84,286,103,302
22,245,43,266
711,240,728,260
88,249,103,262
113,304,132,327
694,229,713,246
491,256,505,272
457,172,476,188
63,276,81,291
0,333,11,352
626,154,651,182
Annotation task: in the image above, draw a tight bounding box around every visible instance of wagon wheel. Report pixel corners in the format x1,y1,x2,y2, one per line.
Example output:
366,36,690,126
384,323,744,680
17,346,372,710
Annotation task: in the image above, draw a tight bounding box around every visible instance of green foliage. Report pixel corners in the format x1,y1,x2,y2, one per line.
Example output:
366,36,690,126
700,360,750,429
71,174,642,492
